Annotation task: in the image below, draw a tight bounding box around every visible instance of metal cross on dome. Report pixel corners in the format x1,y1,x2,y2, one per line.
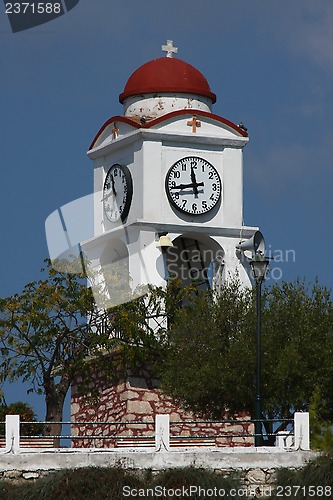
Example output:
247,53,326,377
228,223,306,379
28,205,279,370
162,40,178,58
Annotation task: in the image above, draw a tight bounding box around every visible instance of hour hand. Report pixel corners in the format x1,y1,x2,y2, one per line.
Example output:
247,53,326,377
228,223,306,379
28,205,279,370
171,182,204,190
111,176,117,196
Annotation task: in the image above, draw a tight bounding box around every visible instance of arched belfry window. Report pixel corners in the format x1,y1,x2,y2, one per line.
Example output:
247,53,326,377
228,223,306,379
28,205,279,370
166,234,224,292
99,239,131,308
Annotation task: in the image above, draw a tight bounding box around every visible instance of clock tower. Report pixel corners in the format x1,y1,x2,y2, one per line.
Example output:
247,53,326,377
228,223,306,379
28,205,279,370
83,41,262,307
71,42,260,447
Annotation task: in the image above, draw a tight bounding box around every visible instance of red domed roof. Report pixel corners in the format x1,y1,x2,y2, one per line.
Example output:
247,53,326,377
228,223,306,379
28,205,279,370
119,57,216,104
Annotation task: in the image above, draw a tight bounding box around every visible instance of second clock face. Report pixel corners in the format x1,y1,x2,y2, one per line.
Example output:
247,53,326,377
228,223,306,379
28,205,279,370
165,156,222,215
103,164,133,222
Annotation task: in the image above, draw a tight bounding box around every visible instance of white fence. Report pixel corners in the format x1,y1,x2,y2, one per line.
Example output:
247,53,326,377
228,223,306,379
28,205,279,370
0,412,310,453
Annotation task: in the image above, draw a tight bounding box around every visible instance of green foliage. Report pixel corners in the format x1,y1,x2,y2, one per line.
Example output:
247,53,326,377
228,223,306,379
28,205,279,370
0,258,108,432
2,257,333,448
105,278,197,371
158,279,254,418
270,455,333,499
309,387,333,451
1,460,332,500
156,277,333,440
0,258,94,387
261,279,333,420
150,467,243,499
0,402,43,437
0,467,244,500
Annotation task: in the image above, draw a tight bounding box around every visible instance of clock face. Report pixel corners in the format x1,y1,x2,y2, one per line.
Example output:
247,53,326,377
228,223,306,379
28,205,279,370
103,164,133,222
165,156,222,215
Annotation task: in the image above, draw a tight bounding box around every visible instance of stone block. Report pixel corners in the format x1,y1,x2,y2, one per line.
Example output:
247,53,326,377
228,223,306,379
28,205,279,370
116,383,126,393
246,469,266,484
266,469,278,484
3,470,22,479
127,401,153,414
71,403,80,415
142,392,159,402
119,390,139,401
22,472,40,480
142,415,155,423
125,413,137,421
227,424,247,434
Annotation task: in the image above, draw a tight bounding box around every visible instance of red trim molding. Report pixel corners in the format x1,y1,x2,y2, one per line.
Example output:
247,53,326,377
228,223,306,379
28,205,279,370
89,109,248,150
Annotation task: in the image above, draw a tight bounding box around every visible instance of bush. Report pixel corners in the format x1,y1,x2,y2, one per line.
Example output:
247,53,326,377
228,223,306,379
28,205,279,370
0,467,244,500
0,402,43,437
271,455,333,499
0,468,143,500
3,459,332,500
150,467,243,499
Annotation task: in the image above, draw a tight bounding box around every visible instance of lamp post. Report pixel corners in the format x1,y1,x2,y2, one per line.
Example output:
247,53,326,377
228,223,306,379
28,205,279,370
250,253,269,446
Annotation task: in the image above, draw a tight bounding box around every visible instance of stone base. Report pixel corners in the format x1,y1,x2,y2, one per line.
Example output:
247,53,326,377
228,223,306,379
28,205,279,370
71,364,253,448
0,448,320,498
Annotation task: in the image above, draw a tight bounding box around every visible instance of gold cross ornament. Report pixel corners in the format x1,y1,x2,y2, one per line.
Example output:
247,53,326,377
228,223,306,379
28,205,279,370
112,123,119,139
187,115,201,133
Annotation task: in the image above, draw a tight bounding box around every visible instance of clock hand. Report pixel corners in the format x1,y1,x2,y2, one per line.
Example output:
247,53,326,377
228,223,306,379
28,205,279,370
101,192,114,202
171,182,204,190
190,166,197,183
111,175,117,196
190,166,199,197
101,176,117,201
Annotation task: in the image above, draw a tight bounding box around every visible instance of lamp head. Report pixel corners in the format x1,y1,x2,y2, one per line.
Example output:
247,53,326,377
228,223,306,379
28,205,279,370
156,233,174,248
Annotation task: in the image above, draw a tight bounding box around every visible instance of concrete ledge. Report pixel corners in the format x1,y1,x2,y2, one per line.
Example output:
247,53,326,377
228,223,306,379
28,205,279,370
0,448,320,473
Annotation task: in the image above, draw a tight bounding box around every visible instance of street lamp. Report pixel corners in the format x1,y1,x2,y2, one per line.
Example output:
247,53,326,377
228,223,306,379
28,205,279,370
250,253,269,446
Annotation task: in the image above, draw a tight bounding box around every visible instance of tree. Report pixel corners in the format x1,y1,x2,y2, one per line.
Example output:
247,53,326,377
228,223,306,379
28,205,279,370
156,278,333,444
261,279,333,443
0,257,184,443
0,401,43,436
0,259,115,442
157,279,255,417
309,386,333,451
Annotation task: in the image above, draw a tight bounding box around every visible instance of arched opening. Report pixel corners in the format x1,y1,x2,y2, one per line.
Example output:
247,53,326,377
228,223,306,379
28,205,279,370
166,233,224,292
99,238,131,307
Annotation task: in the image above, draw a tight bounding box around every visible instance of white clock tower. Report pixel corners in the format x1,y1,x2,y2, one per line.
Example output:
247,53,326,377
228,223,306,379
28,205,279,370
84,41,262,306
71,42,262,446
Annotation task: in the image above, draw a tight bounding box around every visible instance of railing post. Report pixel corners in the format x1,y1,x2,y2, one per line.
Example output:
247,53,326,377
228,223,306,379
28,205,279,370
294,412,310,450
6,415,20,453
155,414,170,451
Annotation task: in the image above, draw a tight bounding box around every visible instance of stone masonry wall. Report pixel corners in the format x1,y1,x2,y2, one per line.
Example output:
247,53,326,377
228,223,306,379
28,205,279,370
0,466,278,497
71,364,254,448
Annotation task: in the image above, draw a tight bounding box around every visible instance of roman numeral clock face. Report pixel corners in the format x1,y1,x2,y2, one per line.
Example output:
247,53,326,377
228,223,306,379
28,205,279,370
165,157,222,215
103,164,133,222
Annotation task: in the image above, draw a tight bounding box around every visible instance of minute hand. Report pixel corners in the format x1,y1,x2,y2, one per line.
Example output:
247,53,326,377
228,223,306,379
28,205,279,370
171,182,204,190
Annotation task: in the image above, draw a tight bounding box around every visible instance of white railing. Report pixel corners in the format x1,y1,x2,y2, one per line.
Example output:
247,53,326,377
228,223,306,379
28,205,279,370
0,412,310,453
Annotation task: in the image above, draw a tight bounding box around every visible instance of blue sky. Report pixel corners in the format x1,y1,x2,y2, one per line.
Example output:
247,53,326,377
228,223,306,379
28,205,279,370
1,0,333,418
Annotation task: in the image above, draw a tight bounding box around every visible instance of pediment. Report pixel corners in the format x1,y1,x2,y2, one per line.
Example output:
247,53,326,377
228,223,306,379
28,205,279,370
88,110,248,152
